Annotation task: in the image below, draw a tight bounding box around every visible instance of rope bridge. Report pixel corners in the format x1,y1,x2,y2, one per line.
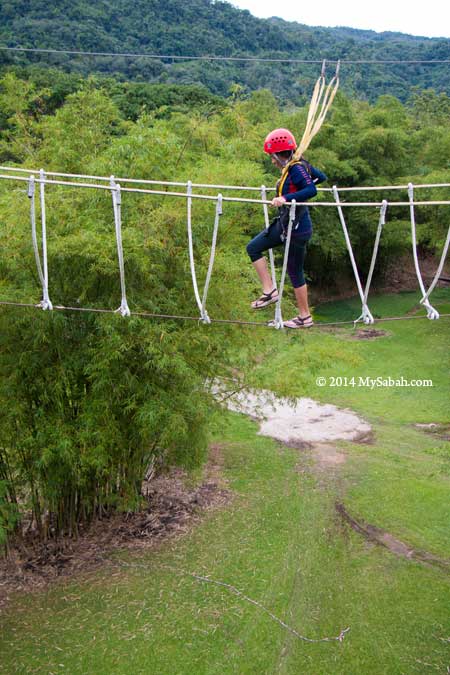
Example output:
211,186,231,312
0,165,449,329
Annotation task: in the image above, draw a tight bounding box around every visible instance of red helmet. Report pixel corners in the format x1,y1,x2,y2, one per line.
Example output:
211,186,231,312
264,128,297,154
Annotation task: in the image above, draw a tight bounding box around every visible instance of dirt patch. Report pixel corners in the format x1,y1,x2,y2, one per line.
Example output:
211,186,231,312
0,452,231,608
414,423,450,442
286,440,314,451
314,444,347,467
289,441,346,468
351,329,389,340
309,252,449,305
356,432,376,445
336,502,450,572
383,253,450,296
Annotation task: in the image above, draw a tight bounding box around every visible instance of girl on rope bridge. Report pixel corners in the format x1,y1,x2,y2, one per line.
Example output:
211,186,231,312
246,128,326,329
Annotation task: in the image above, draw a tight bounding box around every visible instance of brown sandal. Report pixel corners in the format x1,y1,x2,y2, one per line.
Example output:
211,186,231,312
284,314,314,328
251,288,279,309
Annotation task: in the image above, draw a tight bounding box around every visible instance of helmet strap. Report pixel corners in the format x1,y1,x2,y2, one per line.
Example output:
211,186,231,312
272,151,293,168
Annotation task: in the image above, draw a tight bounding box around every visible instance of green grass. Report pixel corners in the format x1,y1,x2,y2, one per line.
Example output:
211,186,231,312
249,288,450,423
1,290,449,675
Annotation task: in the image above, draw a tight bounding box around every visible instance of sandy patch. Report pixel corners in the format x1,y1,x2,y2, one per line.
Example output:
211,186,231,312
217,386,372,445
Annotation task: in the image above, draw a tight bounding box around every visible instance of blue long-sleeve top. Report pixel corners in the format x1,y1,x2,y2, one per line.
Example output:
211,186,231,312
279,163,316,202
276,160,327,235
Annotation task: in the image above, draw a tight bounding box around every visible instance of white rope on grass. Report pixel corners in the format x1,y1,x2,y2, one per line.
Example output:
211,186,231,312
272,201,297,330
110,177,131,317
408,183,449,320
106,557,350,644
333,185,375,324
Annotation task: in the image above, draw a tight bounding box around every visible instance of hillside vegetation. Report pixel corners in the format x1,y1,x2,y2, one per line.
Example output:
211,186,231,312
0,59,449,548
1,0,450,101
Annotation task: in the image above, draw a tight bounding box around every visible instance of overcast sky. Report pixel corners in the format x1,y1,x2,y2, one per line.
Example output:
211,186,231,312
229,0,450,39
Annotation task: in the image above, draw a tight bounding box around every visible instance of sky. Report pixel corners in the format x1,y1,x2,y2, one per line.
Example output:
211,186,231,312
229,0,450,39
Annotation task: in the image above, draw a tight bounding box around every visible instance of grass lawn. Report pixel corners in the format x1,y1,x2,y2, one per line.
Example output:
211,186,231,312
0,290,449,675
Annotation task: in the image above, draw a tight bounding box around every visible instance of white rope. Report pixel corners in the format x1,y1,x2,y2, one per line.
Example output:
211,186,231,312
0,166,270,192
200,194,223,324
320,183,450,193
186,187,223,323
186,181,206,319
408,183,444,320
2,46,450,65
353,200,388,325
364,200,388,303
261,185,277,291
272,201,297,330
28,175,45,291
333,185,374,324
110,177,131,317
3,173,450,207
33,169,53,310
2,166,449,194
0,171,448,330
421,225,450,301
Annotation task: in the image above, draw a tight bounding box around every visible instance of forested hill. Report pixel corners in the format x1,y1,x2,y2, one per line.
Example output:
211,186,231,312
1,0,450,102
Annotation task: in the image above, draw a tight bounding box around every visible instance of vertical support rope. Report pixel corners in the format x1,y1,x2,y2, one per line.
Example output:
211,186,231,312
186,180,204,315
364,200,388,305
200,194,223,324
421,223,450,301
333,185,374,324
261,185,277,290
408,183,440,320
37,169,52,310
28,175,45,291
352,199,388,325
110,176,131,317
273,201,296,330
